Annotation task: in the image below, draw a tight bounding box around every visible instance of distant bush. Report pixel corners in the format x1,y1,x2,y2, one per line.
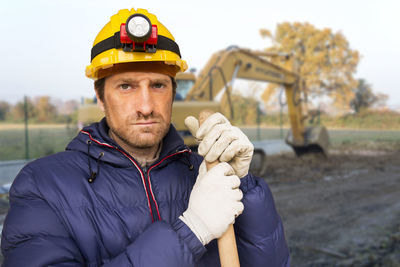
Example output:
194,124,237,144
0,97,79,124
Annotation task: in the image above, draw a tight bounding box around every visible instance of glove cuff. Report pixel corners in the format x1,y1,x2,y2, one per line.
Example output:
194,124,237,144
179,209,214,245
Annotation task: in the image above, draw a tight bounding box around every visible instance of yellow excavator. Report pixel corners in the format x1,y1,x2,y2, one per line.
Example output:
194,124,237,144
172,47,328,165
78,46,329,175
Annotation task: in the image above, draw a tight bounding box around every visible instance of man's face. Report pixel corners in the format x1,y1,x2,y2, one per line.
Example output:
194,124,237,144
97,71,173,150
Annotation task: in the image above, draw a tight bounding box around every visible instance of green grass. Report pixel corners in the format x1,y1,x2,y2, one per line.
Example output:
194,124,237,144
323,110,400,130
0,126,78,161
327,129,400,146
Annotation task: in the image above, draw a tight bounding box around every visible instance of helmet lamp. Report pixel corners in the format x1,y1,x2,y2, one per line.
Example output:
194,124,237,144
126,14,152,43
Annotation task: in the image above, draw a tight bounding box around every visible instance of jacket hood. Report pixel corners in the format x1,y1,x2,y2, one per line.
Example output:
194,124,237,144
66,118,188,168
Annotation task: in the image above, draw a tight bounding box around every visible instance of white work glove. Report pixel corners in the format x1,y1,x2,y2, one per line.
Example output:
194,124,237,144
185,112,254,178
179,162,244,245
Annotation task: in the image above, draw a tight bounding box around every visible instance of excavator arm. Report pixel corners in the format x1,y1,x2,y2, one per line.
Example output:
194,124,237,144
180,47,328,155
186,48,297,101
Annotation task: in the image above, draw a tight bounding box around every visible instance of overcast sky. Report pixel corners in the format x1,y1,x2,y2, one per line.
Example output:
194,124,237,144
1,0,399,108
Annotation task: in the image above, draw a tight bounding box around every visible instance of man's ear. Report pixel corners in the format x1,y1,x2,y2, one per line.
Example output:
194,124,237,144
95,90,105,113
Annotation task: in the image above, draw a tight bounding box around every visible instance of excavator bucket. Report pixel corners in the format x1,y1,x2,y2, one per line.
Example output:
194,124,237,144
286,126,330,157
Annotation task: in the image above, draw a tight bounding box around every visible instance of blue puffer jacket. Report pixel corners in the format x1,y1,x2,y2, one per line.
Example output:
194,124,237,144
1,119,289,266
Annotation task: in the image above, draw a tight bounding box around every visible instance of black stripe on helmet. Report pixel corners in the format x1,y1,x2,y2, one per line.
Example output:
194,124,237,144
90,32,181,61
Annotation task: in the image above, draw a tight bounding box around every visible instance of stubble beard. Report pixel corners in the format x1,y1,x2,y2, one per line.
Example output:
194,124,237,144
104,108,170,150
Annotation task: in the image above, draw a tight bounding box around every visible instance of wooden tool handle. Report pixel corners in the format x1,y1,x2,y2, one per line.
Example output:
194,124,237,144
199,110,240,267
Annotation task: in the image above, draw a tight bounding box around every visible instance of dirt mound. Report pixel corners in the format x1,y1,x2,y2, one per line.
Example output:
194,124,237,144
264,149,400,266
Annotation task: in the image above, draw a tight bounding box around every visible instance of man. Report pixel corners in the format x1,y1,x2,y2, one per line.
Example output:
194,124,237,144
1,8,289,266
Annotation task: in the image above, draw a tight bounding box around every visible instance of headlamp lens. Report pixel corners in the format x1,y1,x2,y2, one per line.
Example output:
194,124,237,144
127,16,150,38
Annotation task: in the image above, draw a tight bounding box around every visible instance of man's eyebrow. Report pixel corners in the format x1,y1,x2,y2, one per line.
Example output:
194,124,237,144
151,78,171,84
112,78,137,84
111,78,170,84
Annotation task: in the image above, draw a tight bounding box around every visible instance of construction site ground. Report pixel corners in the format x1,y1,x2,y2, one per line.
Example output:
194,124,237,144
265,145,400,266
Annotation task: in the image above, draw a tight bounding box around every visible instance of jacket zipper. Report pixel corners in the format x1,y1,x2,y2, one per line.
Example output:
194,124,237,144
142,165,159,222
145,148,191,222
80,130,190,223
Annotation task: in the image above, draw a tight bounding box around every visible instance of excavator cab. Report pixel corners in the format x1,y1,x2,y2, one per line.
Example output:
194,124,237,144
175,72,196,101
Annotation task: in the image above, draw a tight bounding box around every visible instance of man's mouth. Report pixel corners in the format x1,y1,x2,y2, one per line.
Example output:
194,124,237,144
134,121,158,126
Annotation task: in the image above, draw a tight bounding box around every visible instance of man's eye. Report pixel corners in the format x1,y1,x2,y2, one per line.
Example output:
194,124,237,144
120,84,131,90
152,83,165,89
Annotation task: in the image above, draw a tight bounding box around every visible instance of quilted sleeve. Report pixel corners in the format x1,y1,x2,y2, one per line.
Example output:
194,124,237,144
234,173,290,267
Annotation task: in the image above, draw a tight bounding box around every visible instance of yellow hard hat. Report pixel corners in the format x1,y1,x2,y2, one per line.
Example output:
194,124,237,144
85,8,188,80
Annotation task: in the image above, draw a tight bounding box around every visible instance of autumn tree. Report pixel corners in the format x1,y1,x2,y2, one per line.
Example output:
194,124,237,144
350,79,388,113
34,96,57,122
260,22,360,111
8,97,36,122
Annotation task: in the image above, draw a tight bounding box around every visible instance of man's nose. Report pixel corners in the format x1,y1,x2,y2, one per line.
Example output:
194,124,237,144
136,86,154,117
